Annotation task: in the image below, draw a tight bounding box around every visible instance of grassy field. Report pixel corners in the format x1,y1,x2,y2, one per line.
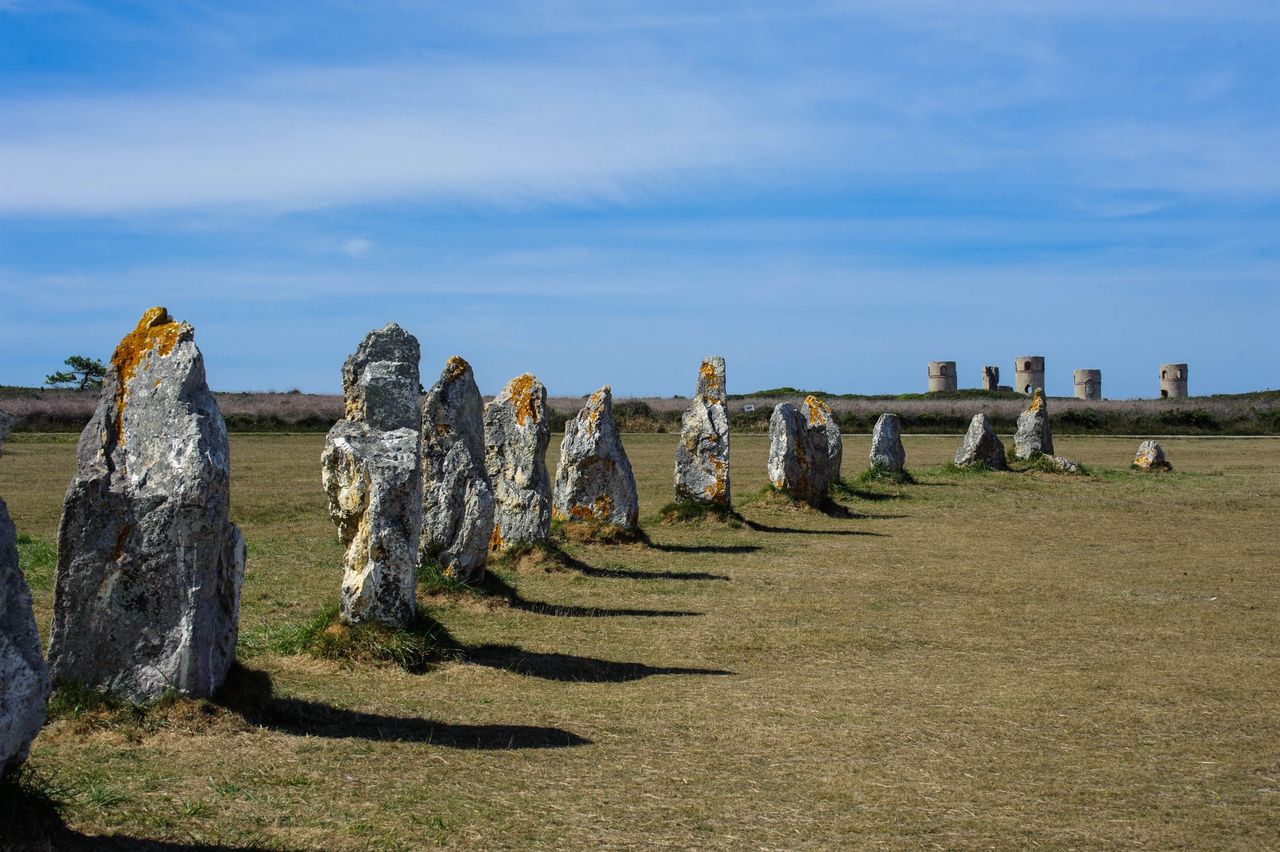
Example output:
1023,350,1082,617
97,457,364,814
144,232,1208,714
1,432,1278,849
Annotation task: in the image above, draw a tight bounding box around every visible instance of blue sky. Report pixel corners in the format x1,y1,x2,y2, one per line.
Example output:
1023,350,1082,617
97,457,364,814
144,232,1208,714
1,1,1276,398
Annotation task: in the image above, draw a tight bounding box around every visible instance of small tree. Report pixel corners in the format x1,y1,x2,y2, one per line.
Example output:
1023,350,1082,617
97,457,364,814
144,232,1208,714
45,355,107,390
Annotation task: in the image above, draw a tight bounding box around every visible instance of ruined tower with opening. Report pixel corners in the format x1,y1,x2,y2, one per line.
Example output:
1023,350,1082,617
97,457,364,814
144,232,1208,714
1014,356,1045,396
1159,363,1189,399
1074,369,1102,401
927,361,957,393
980,365,1000,391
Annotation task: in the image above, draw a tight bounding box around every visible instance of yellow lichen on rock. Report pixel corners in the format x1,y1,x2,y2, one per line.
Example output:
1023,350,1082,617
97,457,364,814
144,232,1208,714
488,523,504,553
699,360,724,404
509,373,538,427
803,395,831,426
1029,388,1046,412
109,306,188,441
444,356,470,382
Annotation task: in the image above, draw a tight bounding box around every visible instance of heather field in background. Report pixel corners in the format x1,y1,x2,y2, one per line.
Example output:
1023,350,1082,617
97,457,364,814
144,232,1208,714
4,386,1278,435
1,433,1277,849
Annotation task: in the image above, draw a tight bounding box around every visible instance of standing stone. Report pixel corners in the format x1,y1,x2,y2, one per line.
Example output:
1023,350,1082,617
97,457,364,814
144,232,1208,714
0,410,14,454
1013,387,1054,459
766,396,842,504
48,307,245,702
484,373,551,551
673,356,731,506
954,413,1009,469
1,496,49,774
322,323,422,625
421,357,495,582
1133,440,1172,471
552,386,640,529
869,413,906,473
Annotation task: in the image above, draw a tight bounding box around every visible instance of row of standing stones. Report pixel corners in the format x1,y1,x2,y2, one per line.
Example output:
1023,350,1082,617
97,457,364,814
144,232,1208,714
0,310,1174,774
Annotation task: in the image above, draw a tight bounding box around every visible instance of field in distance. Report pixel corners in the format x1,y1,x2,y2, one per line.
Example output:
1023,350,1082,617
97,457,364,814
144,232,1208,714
2,434,1278,848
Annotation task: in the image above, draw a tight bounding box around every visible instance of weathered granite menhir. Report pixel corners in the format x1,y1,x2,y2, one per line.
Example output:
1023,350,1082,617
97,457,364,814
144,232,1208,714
767,395,842,505
869,413,906,473
1133,439,1172,471
484,373,552,551
48,307,245,702
553,386,640,529
1,495,49,773
421,357,495,582
954,413,1009,469
323,323,422,625
673,356,730,506
1013,388,1054,459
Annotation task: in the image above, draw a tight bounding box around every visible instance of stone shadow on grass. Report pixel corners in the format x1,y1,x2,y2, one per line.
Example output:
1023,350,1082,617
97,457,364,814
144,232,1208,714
739,516,888,537
465,644,733,683
553,548,730,582
214,665,590,749
486,576,705,618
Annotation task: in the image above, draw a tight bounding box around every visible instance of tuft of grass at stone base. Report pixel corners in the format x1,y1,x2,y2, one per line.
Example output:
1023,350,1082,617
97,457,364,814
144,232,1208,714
656,500,743,528
263,600,455,673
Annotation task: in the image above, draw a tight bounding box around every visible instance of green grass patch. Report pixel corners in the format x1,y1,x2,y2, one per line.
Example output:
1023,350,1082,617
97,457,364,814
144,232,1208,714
15,532,57,593
263,600,456,672
656,500,742,527
855,466,917,485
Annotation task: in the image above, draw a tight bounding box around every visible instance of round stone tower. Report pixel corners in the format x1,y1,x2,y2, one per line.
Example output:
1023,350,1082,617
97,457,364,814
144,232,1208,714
1159,363,1189,399
927,361,957,393
1074,369,1102,401
1014,356,1045,396
980,365,1000,391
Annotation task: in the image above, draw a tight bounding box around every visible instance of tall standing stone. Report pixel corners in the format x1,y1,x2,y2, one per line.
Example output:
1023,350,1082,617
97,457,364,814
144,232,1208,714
869,413,906,473
673,356,730,506
553,386,640,529
484,373,551,551
954,413,1009,469
766,395,842,504
322,323,422,626
421,357,495,582
48,307,245,701
1,496,49,774
1013,387,1054,459
1133,440,1172,471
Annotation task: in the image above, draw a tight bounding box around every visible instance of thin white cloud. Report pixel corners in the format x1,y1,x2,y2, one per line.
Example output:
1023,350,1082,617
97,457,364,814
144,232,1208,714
339,237,373,258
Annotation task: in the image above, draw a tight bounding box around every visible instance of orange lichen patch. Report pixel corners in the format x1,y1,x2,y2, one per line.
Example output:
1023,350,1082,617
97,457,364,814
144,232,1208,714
444,356,470,382
1028,388,1046,412
703,456,728,502
568,494,614,522
109,307,188,441
583,386,609,434
488,523,504,553
508,373,538,427
699,360,724,403
803,395,831,426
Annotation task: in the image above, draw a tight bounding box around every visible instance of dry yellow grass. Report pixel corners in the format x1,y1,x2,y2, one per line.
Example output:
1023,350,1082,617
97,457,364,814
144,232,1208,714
1,432,1277,849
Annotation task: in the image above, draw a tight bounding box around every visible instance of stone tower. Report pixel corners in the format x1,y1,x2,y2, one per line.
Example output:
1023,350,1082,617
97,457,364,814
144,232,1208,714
1074,369,1102,401
1014,356,1045,396
1159,363,1189,399
927,361,957,393
980,365,1000,391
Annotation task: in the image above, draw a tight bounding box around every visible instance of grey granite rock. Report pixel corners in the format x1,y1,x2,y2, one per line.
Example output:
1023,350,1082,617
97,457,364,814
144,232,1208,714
869,413,906,473
341,322,421,432
1133,440,1172,471
1042,455,1081,473
673,356,730,506
323,323,423,625
484,373,552,550
552,386,639,529
421,357,495,582
766,396,842,504
0,496,50,774
1013,388,1054,459
954,413,1008,469
48,307,245,702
